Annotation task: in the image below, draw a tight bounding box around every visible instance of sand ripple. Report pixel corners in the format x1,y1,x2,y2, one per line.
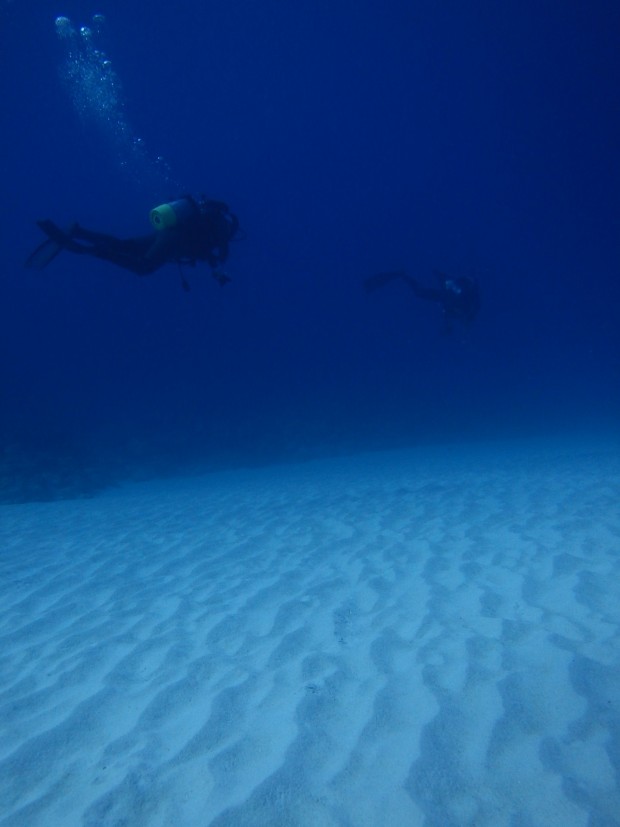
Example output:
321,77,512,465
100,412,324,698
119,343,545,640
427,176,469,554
1,441,619,826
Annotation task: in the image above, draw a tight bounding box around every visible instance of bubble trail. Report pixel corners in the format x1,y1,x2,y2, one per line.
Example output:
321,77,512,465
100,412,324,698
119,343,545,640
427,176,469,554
54,14,180,192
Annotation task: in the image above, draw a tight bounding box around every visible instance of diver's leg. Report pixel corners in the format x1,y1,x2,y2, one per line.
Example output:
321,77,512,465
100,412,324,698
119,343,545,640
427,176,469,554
87,245,158,275
363,271,408,292
76,230,160,274
402,276,443,303
71,224,123,244
72,226,155,257
41,222,159,274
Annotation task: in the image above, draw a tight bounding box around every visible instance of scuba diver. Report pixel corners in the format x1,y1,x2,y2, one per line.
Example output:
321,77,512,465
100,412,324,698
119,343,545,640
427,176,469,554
25,195,241,289
364,269,480,333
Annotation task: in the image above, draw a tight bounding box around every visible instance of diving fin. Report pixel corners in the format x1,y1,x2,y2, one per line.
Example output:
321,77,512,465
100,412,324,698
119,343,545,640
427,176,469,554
25,236,64,269
37,220,86,252
25,220,86,269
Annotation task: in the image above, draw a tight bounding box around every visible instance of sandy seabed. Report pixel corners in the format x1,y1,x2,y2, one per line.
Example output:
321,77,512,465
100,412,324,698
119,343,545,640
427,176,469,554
1,438,619,827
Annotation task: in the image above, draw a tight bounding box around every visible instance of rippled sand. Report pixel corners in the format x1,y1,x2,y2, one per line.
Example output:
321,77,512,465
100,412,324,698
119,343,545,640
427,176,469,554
1,440,619,826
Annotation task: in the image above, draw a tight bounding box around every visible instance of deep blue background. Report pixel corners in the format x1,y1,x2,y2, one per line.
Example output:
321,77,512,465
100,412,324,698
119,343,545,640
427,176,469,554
1,0,619,493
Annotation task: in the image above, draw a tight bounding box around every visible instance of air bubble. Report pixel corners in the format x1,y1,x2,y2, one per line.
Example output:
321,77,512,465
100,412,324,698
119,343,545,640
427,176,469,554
55,16,75,39
53,14,180,191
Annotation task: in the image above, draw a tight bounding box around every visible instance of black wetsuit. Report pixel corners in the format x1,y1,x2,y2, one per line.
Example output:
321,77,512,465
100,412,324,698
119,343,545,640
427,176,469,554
405,272,480,324
28,197,239,284
364,270,480,331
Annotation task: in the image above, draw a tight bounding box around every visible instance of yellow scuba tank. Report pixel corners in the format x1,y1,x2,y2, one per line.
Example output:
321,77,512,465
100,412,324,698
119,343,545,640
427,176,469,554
149,198,196,231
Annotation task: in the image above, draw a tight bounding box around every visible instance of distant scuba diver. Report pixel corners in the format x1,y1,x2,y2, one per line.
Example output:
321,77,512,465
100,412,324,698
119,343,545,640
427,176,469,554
364,269,480,333
25,195,242,289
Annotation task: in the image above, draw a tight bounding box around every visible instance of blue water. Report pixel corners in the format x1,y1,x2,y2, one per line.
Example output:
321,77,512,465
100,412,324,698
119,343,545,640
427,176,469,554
1,0,619,501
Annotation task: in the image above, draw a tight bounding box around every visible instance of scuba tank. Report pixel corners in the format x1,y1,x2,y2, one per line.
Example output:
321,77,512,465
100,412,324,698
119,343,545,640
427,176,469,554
149,198,197,231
